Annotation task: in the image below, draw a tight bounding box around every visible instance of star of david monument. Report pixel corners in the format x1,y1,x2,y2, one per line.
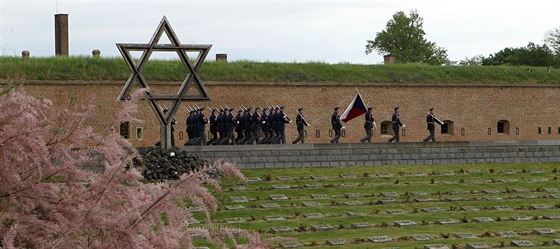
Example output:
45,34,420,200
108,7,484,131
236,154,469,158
116,16,211,150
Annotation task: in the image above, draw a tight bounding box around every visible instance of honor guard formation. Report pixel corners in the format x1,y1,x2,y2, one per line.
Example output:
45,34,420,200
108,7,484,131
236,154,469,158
157,104,446,146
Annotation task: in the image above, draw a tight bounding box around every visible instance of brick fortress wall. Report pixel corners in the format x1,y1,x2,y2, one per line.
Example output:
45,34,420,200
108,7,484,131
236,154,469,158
5,80,560,146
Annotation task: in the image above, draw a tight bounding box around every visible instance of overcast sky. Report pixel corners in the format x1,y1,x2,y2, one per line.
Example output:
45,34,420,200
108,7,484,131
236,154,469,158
1,0,559,64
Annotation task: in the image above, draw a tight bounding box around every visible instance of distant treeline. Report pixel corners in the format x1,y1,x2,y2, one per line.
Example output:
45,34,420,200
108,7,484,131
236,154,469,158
0,56,559,84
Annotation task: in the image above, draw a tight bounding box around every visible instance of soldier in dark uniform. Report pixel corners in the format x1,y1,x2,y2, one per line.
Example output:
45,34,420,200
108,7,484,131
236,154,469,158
197,107,208,145
263,107,275,144
244,107,254,144
388,106,405,142
215,108,226,145
260,107,269,143
269,107,280,144
292,107,310,144
234,109,245,144
225,107,235,145
360,106,376,143
247,107,261,144
330,106,342,143
206,108,218,145
423,107,444,142
273,106,290,144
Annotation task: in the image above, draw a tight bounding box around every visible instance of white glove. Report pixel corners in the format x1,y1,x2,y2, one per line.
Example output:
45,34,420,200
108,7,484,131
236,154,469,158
402,124,406,128
289,120,292,123
373,122,376,125
441,122,445,125
262,121,266,124
237,121,240,124
341,126,345,130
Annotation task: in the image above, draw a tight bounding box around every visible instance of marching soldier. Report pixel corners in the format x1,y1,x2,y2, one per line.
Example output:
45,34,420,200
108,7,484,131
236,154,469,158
388,106,405,143
244,107,254,144
273,106,290,144
263,107,276,144
423,107,444,142
215,108,226,145
360,106,377,143
260,107,269,143
292,107,310,144
206,108,218,145
247,107,261,144
330,106,342,143
197,107,208,145
235,108,245,144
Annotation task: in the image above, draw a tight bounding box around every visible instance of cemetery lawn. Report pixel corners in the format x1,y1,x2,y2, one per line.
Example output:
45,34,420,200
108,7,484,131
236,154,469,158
197,162,560,248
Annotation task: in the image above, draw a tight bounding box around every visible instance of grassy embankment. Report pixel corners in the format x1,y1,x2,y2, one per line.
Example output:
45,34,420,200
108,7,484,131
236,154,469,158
1,56,560,84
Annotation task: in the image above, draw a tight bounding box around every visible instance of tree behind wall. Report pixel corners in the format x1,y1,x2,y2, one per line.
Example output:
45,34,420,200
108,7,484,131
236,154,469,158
365,9,449,65
0,86,266,248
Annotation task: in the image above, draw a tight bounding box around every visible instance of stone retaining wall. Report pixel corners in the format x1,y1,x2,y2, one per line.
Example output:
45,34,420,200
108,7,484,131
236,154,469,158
183,140,560,169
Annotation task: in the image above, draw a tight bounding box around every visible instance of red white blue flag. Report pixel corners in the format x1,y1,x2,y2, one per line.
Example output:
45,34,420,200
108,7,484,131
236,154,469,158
341,93,367,123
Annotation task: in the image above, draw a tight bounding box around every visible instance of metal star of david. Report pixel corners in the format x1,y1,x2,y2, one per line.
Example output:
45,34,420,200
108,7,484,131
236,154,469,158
116,16,212,149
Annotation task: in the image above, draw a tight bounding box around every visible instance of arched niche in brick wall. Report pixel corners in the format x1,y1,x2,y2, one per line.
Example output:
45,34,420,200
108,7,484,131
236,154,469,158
441,120,454,135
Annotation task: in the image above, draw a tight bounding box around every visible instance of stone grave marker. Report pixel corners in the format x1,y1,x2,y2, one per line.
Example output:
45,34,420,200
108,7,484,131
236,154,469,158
511,188,529,193
302,201,322,207
493,205,513,210
510,216,532,221
411,234,433,241
376,172,394,177
460,206,480,211
466,170,482,174
527,169,544,173
424,244,449,249
465,242,491,249
311,194,330,199
339,174,357,179
224,217,245,223
229,196,249,202
343,201,363,206
344,192,362,198
194,247,210,249
410,191,429,196
501,169,517,174
269,194,289,200
326,238,346,246
472,217,495,222
311,224,334,231
446,190,462,195
369,236,393,243
549,194,560,199
532,228,555,235
467,180,485,184
346,211,367,216
303,213,324,218
544,214,560,219
304,183,322,188
276,176,293,181
229,186,247,191
394,220,417,227
482,196,502,201
482,189,500,194
529,204,550,210
311,175,328,180
496,231,518,237
380,192,399,197
187,218,201,224
259,203,281,208
528,178,547,182
280,241,302,248
350,222,373,229
455,233,477,239
225,205,246,210
510,240,535,247
270,226,294,233
272,185,291,190
542,187,559,193
439,171,456,176
412,172,428,176
188,206,203,213
436,219,459,225
387,209,407,215
378,198,398,204
414,197,433,202
246,177,261,182
265,216,285,221
553,239,560,245
445,197,467,202
422,207,442,213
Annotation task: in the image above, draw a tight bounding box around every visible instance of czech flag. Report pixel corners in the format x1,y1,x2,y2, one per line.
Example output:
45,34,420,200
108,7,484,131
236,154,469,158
341,93,367,123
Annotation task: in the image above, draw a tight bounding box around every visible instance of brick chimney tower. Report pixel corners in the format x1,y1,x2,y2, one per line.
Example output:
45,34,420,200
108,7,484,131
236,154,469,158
55,14,69,56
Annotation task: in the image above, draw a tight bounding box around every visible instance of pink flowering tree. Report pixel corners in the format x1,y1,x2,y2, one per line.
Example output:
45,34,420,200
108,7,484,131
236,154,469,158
0,86,268,248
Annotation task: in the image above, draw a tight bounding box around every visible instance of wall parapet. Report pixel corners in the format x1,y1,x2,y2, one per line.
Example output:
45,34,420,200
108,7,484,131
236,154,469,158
181,141,560,169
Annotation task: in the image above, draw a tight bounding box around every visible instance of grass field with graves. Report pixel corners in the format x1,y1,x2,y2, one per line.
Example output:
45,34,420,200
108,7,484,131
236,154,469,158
195,162,560,249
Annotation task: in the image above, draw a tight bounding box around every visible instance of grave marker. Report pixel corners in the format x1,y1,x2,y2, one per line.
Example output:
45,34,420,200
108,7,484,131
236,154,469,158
411,234,433,241
493,205,513,211
424,244,449,249
394,220,417,227
350,222,373,229
532,228,555,235
326,238,346,246
311,224,334,231
302,201,322,207
529,204,550,210
259,203,281,208
455,233,477,239
311,194,330,199
343,201,363,206
472,217,495,222
269,194,289,200
265,216,286,221
510,240,535,247
346,211,367,216
276,176,293,181
422,207,442,213
496,231,518,237
280,241,302,248
460,206,480,211
270,226,294,233
224,218,245,223
369,236,392,243
377,173,394,178
229,196,249,202
272,185,291,190
246,177,261,182
387,209,407,215
344,193,362,198
510,216,532,221
436,219,459,225
303,213,324,218
229,186,247,191
224,205,246,210
311,175,328,180
465,242,492,249
339,174,357,179
380,192,399,197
